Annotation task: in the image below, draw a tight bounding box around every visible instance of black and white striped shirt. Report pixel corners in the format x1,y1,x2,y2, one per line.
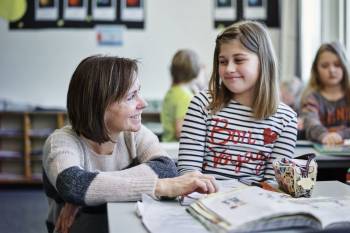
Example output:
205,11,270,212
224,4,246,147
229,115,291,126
178,90,297,182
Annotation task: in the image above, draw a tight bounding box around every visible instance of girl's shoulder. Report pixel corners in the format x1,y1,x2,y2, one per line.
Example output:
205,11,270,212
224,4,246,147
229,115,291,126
192,89,211,105
275,102,297,120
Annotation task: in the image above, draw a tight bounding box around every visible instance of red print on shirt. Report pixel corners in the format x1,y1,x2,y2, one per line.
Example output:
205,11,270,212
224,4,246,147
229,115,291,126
263,128,278,145
208,147,270,174
209,118,256,145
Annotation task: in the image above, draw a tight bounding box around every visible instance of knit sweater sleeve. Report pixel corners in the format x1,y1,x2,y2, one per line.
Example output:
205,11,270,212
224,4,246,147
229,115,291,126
42,128,159,206
301,93,328,142
133,125,178,178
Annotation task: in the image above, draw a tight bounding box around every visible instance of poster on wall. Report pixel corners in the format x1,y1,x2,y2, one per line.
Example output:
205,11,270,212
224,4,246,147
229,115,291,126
214,0,236,21
92,0,117,21
243,0,267,20
63,0,88,21
121,0,144,22
96,25,125,46
35,0,58,21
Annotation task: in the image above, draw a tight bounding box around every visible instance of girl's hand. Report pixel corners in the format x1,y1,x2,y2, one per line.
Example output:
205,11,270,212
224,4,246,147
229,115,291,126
321,132,343,145
155,171,218,198
55,203,80,233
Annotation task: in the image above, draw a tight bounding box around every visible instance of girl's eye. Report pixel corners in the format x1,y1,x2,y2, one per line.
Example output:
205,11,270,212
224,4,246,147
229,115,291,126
219,60,227,65
235,59,244,64
320,64,329,69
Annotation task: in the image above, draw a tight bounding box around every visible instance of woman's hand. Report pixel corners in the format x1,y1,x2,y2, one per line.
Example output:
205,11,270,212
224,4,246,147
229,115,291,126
155,171,218,198
54,203,80,233
321,132,343,145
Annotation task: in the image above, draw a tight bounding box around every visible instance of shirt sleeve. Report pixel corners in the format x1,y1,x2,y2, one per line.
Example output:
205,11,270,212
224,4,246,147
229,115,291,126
175,90,193,119
42,130,158,206
263,113,298,180
178,92,208,174
301,93,328,142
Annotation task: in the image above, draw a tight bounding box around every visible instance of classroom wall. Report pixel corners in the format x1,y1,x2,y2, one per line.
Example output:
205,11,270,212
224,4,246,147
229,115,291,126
0,0,280,108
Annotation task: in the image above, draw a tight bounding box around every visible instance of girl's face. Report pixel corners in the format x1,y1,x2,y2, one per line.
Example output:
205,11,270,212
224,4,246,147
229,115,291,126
218,40,260,106
104,77,147,136
317,51,343,88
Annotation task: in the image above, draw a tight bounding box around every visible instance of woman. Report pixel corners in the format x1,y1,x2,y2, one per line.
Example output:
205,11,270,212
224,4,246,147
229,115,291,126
42,55,217,233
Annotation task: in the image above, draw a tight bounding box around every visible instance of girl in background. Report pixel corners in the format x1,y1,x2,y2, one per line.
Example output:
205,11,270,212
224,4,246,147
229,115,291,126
161,49,201,142
301,42,350,145
178,21,297,182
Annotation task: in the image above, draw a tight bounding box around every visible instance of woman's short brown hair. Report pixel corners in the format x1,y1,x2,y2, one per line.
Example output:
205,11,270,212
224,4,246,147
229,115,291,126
67,55,138,143
170,49,200,84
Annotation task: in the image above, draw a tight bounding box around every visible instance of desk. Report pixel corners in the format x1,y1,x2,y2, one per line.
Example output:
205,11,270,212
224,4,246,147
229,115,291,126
295,141,350,169
161,141,350,168
107,181,350,233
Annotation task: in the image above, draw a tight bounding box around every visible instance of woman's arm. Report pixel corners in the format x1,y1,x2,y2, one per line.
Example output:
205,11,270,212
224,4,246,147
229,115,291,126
43,131,159,206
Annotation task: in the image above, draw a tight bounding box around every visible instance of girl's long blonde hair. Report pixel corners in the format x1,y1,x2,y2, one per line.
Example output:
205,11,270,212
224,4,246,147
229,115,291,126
208,20,279,120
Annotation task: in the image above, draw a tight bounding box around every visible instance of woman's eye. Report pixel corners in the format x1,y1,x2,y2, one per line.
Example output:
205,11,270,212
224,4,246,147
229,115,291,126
127,93,136,101
219,60,227,65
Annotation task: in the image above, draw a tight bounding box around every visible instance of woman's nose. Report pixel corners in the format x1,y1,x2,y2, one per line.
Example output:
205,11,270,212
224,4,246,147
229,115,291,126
137,95,147,109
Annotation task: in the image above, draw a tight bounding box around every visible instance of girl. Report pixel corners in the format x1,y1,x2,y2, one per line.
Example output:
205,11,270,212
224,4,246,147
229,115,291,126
301,42,350,145
161,49,201,142
178,21,298,182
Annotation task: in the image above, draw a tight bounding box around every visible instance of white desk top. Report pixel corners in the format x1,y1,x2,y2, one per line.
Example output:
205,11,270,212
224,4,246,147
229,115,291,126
107,181,350,233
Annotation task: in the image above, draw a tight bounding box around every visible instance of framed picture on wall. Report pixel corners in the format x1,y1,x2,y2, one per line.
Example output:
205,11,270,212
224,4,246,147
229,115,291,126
243,0,267,20
35,0,58,21
121,0,144,22
214,0,236,21
92,0,117,21
63,0,88,21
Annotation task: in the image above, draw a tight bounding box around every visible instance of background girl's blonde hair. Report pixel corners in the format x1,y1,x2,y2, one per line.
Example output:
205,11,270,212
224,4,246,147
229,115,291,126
208,20,279,120
301,41,350,104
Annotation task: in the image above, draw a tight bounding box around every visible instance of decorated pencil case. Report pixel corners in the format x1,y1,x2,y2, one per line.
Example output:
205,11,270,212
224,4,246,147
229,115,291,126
273,153,317,198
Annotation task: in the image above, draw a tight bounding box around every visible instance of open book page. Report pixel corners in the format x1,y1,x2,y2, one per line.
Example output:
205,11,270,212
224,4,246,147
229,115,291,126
189,186,350,232
288,198,350,228
180,179,247,206
137,194,209,233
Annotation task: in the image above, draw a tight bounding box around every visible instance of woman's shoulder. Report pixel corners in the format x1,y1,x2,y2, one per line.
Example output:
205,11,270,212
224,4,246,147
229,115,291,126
46,125,82,145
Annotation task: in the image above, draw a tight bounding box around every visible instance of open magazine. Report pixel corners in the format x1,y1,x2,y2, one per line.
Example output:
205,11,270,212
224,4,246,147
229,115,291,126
187,186,350,233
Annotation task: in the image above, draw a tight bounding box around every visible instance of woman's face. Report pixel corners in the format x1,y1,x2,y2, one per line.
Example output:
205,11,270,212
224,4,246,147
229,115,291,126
104,77,147,135
218,39,260,106
317,51,343,88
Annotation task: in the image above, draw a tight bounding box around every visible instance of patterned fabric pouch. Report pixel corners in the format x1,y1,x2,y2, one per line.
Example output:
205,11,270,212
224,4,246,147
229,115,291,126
273,153,317,197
